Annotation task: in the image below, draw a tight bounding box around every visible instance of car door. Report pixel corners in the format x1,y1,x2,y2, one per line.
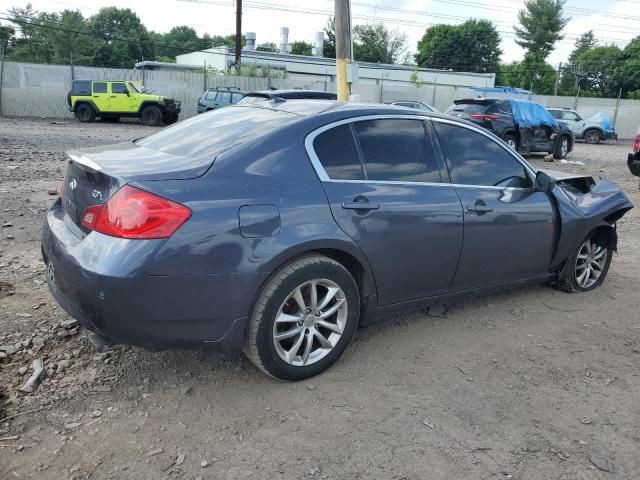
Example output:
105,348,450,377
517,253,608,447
433,120,556,291
561,111,584,136
91,82,109,111
109,82,131,111
216,91,232,108
307,116,464,306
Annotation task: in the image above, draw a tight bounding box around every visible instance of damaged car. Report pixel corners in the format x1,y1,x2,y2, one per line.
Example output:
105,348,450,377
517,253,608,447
628,124,640,187
446,98,574,159
41,102,633,380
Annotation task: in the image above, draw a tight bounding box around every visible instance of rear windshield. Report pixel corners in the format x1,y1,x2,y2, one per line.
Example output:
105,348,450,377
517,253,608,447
135,106,296,161
446,103,488,113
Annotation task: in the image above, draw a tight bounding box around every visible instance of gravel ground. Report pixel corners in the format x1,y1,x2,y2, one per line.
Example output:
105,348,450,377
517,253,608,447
0,117,639,480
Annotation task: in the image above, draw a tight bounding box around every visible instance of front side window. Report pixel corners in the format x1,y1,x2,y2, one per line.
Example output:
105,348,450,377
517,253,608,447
312,124,363,180
354,119,441,183
436,123,530,188
111,82,128,94
562,111,579,121
92,82,107,94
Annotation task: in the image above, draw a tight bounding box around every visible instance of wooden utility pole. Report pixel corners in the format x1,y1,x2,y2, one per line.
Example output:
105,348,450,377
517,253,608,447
335,0,352,101
235,0,242,69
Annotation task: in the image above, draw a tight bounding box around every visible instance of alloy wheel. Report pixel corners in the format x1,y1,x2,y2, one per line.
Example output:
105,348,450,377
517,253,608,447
574,239,608,289
272,279,348,367
560,138,569,157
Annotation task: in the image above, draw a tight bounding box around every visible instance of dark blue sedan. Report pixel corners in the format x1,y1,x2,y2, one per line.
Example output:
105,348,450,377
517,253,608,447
42,101,633,380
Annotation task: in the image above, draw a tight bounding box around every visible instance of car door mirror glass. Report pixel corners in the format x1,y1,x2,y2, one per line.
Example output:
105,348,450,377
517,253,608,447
535,171,556,193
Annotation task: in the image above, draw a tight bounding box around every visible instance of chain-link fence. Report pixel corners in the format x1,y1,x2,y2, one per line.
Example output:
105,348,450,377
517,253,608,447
1,60,639,138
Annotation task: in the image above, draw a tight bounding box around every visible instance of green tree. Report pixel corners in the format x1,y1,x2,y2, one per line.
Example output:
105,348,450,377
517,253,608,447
495,55,556,93
574,45,623,97
559,31,597,94
89,7,153,67
353,24,407,64
256,42,277,52
323,17,336,58
514,0,568,60
49,10,95,64
6,4,56,62
415,19,502,73
290,40,313,56
619,36,640,98
0,23,15,53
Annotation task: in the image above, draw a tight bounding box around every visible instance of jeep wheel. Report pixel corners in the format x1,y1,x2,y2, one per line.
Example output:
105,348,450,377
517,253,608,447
584,129,601,144
141,106,162,126
75,104,96,123
163,113,179,125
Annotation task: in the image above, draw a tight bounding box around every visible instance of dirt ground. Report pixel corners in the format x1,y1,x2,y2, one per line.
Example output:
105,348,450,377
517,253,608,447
0,116,638,480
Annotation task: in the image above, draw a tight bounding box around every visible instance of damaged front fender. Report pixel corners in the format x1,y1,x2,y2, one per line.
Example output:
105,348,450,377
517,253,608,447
542,170,634,270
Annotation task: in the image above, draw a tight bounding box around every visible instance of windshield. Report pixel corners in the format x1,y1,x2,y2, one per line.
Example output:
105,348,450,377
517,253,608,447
129,82,144,93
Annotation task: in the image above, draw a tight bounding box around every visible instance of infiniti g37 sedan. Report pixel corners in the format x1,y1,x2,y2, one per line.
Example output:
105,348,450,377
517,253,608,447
42,101,633,380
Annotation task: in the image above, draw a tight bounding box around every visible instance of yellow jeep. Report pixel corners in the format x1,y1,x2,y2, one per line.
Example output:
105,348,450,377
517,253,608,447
67,80,181,126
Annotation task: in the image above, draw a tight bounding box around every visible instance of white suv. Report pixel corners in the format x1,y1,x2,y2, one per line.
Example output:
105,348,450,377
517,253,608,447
547,108,616,144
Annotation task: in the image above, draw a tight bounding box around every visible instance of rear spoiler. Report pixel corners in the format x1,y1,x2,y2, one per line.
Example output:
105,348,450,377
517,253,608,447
453,99,493,106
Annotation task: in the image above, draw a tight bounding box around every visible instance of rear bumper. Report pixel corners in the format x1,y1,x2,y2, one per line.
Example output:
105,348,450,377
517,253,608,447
41,200,263,351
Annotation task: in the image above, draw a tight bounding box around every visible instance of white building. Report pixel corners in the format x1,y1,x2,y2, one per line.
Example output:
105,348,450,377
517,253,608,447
171,29,495,90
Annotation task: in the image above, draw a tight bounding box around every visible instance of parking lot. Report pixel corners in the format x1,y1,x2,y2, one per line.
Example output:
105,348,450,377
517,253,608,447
1,117,639,479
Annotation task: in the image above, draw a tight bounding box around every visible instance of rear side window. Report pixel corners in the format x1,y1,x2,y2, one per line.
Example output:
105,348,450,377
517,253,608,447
313,124,363,180
217,92,232,105
72,81,91,95
548,110,562,119
436,123,530,188
111,82,128,94
354,119,441,183
92,82,107,94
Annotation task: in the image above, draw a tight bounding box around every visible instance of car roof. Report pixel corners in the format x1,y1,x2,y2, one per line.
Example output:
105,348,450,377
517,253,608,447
245,90,337,99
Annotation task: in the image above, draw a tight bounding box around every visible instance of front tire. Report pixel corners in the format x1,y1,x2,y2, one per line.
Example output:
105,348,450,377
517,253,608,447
140,106,162,126
245,255,360,381
556,234,612,293
584,129,602,144
75,104,96,123
553,135,570,159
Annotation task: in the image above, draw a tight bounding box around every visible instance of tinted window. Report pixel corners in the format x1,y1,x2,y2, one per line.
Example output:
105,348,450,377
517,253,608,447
205,91,217,101
217,92,232,104
394,102,413,108
354,119,441,182
231,93,243,103
487,101,511,114
92,82,107,94
313,124,363,180
548,110,562,119
73,81,91,95
111,83,128,94
137,107,296,162
437,123,530,188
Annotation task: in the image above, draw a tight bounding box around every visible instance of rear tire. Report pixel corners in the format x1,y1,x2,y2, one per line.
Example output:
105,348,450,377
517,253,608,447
140,106,162,126
503,134,518,151
75,104,96,123
555,233,612,293
553,135,570,159
245,255,360,381
584,129,602,144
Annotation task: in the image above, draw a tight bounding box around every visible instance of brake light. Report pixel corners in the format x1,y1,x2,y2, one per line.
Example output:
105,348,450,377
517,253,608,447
633,133,640,153
81,185,191,239
469,113,499,121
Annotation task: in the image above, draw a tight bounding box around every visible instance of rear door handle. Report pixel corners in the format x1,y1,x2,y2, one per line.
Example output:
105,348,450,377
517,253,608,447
342,202,379,210
467,203,493,213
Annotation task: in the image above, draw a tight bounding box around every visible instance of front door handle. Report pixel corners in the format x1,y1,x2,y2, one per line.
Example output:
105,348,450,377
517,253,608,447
342,202,379,210
467,203,493,214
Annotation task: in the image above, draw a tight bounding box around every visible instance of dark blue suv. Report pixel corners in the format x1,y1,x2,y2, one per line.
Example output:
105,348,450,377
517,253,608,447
42,101,632,380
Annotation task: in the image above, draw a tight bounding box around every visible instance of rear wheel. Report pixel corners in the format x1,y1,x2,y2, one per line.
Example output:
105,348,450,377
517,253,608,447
553,135,570,159
140,106,162,126
503,133,518,150
245,255,360,380
584,129,602,144
556,233,612,293
75,104,96,123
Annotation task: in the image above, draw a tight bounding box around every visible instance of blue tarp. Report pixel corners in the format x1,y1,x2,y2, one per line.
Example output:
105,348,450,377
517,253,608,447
586,112,615,134
509,99,558,128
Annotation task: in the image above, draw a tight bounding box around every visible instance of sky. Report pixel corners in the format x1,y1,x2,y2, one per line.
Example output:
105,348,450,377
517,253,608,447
1,0,638,67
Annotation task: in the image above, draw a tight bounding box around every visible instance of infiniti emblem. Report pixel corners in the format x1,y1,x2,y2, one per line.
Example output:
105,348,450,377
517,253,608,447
69,178,77,191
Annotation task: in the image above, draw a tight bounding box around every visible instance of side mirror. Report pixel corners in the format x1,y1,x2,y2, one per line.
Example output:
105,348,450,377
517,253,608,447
535,171,556,193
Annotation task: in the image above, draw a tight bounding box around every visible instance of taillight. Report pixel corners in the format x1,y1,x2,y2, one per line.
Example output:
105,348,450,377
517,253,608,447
469,113,499,121
633,133,640,153
81,185,191,239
